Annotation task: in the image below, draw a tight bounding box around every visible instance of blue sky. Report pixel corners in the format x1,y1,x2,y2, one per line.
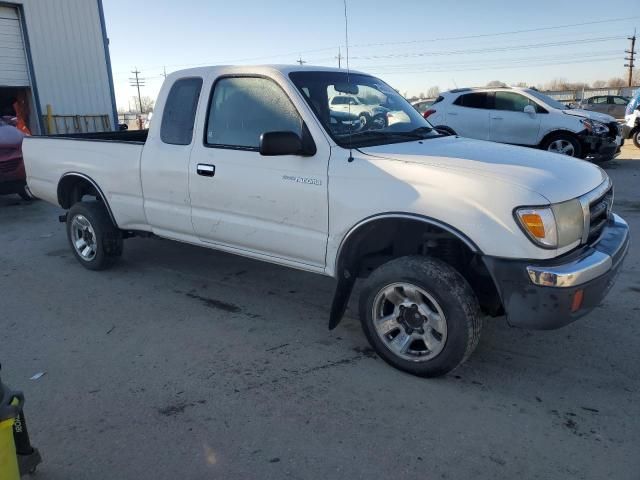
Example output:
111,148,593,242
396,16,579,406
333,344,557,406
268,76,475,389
102,0,638,108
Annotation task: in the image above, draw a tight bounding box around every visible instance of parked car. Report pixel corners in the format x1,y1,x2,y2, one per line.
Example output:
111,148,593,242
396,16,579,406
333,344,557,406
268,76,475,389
23,66,629,377
427,87,622,161
329,95,388,129
581,95,630,119
412,98,436,115
0,116,30,200
623,89,640,148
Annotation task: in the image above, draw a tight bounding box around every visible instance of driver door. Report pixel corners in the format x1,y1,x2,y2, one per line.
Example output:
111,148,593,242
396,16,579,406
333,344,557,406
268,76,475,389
489,91,541,145
188,76,330,268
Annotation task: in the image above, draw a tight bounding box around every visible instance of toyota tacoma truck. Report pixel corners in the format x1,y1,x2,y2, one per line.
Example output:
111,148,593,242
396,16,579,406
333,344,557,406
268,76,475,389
23,66,630,377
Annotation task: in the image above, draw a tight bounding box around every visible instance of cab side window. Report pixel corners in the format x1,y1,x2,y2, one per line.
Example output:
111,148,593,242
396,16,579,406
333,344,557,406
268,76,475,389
494,92,530,112
453,92,491,109
206,77,303,149
160,78,203,145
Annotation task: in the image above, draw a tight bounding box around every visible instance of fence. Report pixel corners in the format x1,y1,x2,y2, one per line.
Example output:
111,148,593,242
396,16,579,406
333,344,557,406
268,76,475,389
41,105,111,135
544,86,640,103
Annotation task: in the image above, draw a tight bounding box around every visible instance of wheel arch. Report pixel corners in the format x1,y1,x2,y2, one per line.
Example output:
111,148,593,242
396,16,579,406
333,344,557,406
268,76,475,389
329,213,502,330
538,128,582,147
57,173,118,227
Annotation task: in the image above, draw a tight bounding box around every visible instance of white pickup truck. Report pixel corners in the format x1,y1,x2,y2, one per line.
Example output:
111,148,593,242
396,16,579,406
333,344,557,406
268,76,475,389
24,65,630,377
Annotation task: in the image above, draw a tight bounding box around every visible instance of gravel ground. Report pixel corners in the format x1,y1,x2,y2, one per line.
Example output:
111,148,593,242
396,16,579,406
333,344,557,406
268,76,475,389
1,145,639,479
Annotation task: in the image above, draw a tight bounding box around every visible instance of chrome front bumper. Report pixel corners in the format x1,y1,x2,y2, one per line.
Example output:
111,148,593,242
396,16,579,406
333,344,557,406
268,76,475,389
483,213,630,330
527,214,629,287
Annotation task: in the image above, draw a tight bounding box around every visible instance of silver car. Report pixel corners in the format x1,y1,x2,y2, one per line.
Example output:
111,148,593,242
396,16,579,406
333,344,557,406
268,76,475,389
582,95,630,119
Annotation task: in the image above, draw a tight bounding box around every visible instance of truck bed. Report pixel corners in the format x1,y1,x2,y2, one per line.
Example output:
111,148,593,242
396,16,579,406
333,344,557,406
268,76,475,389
23,131,148,230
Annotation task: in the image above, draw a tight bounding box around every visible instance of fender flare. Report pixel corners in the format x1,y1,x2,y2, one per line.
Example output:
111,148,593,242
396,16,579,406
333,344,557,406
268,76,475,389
57,172,118,227
328,213,480,329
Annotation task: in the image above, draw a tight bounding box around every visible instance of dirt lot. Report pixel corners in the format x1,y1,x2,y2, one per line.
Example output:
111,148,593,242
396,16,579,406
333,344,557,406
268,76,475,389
1,146,639,480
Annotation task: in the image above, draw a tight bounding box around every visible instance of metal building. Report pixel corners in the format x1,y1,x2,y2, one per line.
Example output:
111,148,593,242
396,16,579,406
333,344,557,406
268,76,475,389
0,0,117,134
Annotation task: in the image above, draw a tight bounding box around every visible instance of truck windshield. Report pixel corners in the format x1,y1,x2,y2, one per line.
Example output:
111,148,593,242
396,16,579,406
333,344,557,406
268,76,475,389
289,71,440,148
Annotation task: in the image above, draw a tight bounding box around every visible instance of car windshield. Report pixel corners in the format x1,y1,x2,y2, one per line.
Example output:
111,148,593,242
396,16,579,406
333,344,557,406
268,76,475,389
289,71,440,148
524,89,569,110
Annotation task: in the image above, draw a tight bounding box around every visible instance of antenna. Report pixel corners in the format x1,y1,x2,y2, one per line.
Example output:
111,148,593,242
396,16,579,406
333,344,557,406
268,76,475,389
343,0,350,74
343,0,354,161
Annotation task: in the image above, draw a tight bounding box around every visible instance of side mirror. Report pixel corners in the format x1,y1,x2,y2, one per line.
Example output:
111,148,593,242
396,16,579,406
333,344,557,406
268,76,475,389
260,131,303,156
524,105,536,116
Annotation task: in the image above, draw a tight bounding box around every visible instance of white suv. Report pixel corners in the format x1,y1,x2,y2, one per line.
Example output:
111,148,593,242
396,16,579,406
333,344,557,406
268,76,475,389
426,87,622,161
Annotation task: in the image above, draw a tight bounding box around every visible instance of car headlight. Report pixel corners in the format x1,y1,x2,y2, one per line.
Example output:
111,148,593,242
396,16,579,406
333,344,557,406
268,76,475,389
582,119,609,136
515,199,583,249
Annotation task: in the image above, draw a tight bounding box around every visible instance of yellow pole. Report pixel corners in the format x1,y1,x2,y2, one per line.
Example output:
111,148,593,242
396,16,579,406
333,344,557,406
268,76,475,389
45,104,54,135
0,418,20,480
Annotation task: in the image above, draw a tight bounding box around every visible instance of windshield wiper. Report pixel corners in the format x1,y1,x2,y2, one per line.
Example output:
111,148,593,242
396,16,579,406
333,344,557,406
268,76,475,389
381,126,437,140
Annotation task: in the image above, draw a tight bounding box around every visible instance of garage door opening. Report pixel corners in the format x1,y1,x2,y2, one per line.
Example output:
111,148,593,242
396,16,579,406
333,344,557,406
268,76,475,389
0,87,34,134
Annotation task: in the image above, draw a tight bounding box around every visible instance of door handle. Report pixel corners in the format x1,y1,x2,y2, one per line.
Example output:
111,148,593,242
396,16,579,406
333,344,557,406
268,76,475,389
197,164,215,177
448,112,458,116
491,116,503,120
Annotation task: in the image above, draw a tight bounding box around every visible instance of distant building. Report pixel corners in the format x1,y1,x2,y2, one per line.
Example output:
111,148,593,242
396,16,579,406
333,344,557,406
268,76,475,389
0,0,117,134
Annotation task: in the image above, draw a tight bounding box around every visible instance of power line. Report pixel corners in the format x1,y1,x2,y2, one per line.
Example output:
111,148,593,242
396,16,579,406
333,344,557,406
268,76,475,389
112,17,638,75
347,16,639,49
350,36,624,61
368,56,621,76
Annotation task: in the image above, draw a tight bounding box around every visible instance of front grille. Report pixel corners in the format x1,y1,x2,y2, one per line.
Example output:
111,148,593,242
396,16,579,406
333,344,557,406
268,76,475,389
587,187,613,243
0,158,21,173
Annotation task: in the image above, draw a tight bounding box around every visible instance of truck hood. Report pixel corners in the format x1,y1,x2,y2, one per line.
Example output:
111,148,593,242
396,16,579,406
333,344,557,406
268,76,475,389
562,108,616,124
358,136,606,204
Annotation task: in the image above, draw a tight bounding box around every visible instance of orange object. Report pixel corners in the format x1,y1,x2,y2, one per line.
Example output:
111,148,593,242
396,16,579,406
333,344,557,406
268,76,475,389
571,289,584,313
521,213,545,238
12,97,31,136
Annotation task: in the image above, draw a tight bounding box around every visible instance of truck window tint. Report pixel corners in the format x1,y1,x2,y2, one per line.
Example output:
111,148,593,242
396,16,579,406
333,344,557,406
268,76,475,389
160,78,203,145
206,77,302,149
453,92,490,109
494,92,532,112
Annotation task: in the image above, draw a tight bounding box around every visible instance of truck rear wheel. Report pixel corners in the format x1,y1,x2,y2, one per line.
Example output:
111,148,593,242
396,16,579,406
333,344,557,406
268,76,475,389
66,201,122,271
359,256,482,377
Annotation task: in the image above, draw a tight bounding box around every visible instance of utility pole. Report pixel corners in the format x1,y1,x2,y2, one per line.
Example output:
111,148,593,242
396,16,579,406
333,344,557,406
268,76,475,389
162,66,167,79
336,47,343,68
625,30,636,87
296,56,306,66
129,68,146,113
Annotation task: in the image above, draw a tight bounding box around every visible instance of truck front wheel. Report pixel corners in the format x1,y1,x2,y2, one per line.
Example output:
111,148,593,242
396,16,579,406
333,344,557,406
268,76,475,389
359,256,482,377
66,201,123,271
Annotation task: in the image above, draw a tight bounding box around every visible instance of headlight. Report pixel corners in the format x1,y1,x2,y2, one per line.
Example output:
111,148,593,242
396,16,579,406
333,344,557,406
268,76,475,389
515,199,583,249
582,119,609,136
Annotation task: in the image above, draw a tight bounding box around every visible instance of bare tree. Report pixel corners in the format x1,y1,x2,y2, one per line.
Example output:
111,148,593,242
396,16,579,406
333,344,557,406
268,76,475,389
418,92,425,99
633,69,640,86
606,77,627,88
132,96,155,113
591,80,606,88
426,86,440,98
486,80,506,87
512,82,528,88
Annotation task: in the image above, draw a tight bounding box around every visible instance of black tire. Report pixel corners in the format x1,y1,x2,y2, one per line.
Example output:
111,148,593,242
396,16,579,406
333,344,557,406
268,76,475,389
372,113,388,129
540,132,582,158
632,129,640,149
434,125,457,136
359,256,482,377
66,201,123,271
358,112,371,129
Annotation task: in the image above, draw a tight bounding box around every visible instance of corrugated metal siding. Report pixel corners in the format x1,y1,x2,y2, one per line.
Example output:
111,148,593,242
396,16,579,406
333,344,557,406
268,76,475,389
4,0,114,122
0,5,30,86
